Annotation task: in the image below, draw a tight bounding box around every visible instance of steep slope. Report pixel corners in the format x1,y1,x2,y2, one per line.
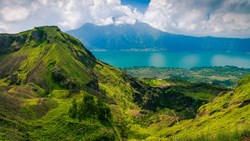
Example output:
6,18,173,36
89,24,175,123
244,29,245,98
0,26,139,140
0,26,249,141
0,26,97,90
167,74,250,140
67,22,250,52
128,75,250,141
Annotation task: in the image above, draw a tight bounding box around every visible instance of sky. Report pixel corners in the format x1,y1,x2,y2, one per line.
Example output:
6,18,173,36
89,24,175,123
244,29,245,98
121,0,150,13
0,0,250,38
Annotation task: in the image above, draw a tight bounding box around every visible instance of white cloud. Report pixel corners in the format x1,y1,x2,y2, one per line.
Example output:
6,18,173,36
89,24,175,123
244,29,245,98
0,21,9,32
0,0,249,38
142,0,250,38
1,7,30,22
0,0,140,33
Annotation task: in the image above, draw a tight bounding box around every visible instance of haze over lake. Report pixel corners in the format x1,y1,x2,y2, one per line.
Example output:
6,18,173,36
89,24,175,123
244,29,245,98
92,51,250,68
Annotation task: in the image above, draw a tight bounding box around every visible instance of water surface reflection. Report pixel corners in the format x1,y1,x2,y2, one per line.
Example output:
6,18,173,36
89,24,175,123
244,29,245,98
92,51,250,68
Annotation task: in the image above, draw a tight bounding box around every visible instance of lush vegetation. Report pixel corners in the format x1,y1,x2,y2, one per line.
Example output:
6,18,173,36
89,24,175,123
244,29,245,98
124,66,250,88
68,94,111,123
0,26,249,141
124,75,250,140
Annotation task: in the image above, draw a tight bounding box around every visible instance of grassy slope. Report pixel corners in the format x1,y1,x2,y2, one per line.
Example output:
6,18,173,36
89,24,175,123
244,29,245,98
0,26,98,90
127,75,250,141
0,26,138,140
0,26,249,141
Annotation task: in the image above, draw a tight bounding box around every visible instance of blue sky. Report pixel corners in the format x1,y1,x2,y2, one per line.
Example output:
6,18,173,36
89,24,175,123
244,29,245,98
0,0,250,38
121,0,150,13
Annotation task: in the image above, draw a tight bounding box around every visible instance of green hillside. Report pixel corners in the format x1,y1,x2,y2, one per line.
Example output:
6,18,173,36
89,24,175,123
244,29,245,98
126,75,250,141
0,26,138,140
0,26,97,90
0,26,249,141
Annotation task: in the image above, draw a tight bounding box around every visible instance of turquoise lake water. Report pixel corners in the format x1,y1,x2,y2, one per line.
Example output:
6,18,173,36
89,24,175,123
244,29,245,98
92,51,250,68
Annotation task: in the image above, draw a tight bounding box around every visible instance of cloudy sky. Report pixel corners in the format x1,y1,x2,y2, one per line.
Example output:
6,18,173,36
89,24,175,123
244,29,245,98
0,0,250,38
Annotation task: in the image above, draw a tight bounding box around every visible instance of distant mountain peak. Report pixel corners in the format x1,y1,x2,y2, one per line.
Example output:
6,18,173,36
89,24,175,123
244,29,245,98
67,23,250,52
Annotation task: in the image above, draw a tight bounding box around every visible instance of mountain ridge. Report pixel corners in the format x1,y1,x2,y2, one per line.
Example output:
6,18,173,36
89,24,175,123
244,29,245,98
0,26,98,90
0,26,138,140
0,26,249,141
68,22,250,52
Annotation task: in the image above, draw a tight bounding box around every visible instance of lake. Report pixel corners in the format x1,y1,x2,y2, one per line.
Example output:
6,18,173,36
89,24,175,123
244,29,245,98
92,51,250,68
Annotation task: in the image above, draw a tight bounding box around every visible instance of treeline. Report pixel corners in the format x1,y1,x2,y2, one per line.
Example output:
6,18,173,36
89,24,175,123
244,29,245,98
68,94,111,124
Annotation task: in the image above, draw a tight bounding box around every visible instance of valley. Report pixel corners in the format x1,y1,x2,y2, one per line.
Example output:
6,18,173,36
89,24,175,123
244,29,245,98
124,66,250,88
0,26,249,141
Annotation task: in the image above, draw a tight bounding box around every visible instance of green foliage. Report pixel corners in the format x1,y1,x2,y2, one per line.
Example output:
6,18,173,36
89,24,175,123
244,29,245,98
97,99,112,123
68,94,112,125
0,26,97,91
68,98,78,119
131,79,228,119
0,26,118,140
1,26,250,141
78,94,96,121
128,75,250,141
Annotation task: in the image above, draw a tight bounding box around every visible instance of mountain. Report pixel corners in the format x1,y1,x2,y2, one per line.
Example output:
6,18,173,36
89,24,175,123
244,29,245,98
0,26,137,140
0,26,249,140
0,26,98,91
67,22,250,52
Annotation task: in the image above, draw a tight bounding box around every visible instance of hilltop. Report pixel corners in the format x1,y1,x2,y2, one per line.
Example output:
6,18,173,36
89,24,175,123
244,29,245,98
0,26,98,90
0,26,249,140
0,26,142,140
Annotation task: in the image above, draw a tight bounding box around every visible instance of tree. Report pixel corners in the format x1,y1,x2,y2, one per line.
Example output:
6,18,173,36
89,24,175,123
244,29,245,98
68,98,78,120
69,94,112,124
78,94,96,121
78,102,85,121
83,94,96,117
97,99,112,124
